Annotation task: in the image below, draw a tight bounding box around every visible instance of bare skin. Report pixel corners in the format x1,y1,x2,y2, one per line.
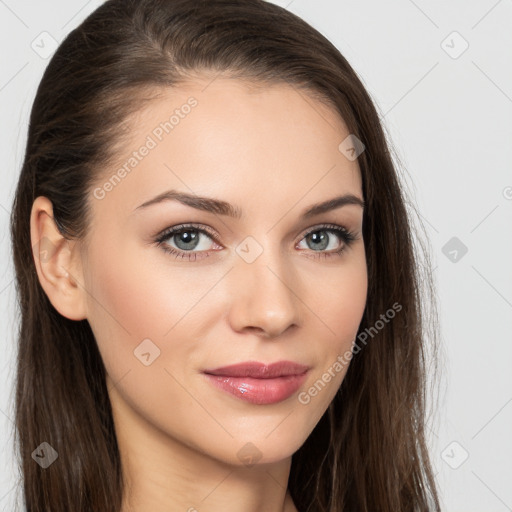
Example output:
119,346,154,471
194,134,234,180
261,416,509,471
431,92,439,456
31,76,368,512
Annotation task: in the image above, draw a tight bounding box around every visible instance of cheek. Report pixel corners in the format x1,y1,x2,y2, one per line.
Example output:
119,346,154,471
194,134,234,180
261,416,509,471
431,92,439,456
336,259,367,340
82,238,224,376
307,250,368,346
290,259,367,441
82,237,173,374
301,251,367,389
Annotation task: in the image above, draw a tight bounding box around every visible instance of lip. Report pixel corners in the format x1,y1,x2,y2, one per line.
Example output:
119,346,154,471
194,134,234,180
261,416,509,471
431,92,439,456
202,361,310,405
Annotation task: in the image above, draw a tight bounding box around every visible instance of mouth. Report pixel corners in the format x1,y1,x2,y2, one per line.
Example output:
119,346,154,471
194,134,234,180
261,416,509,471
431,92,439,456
202,361,310,405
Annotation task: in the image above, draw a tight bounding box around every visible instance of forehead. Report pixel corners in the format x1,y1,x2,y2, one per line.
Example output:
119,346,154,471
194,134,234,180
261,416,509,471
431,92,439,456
90,77,363,221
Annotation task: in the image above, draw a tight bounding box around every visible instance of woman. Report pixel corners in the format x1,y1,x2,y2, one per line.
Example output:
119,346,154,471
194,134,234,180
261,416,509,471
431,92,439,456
10,0,441,510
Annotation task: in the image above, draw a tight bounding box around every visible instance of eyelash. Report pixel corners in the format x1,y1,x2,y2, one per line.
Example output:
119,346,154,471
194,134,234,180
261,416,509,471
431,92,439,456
154,222,358,261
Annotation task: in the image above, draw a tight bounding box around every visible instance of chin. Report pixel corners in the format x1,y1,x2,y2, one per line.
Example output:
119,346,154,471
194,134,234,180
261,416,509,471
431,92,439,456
217,430,308,468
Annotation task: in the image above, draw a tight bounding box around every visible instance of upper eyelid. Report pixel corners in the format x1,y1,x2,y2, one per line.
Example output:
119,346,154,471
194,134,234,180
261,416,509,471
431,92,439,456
156,223,219,242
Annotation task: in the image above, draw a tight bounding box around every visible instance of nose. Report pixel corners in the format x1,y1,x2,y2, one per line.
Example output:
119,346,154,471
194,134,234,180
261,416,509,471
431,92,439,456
226,251,302,339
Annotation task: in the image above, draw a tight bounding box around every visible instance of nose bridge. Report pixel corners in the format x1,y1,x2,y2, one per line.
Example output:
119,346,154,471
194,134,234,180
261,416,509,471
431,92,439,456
226,236,301,337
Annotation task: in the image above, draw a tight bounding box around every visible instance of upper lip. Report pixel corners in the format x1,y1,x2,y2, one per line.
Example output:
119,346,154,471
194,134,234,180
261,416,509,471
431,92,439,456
203,361,310,379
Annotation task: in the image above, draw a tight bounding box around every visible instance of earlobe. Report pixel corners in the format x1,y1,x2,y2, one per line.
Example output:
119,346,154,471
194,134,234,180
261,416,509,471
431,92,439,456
30,196,88,321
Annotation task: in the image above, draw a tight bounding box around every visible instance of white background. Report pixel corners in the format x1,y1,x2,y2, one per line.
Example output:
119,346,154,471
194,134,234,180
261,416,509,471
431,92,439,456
1,1,511,511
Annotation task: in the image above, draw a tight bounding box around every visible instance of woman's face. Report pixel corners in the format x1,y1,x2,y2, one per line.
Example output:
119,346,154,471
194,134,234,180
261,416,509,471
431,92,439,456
81,77,367,467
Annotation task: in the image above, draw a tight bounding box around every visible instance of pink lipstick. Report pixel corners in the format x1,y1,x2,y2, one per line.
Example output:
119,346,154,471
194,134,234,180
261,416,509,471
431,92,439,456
203,361,309,405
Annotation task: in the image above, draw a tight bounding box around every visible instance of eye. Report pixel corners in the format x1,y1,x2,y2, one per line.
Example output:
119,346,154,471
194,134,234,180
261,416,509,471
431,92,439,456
154,222,358,261
155,223,221,261
296,223,358,259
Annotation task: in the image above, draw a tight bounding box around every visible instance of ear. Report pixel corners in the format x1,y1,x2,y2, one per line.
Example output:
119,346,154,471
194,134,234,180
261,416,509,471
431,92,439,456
30,196,88,321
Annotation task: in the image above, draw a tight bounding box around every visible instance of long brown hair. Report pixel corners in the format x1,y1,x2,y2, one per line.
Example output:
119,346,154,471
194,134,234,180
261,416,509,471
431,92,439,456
10,0,441,510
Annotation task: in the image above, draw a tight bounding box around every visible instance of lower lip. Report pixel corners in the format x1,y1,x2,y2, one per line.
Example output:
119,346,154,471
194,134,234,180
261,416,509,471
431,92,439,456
203,372,308,405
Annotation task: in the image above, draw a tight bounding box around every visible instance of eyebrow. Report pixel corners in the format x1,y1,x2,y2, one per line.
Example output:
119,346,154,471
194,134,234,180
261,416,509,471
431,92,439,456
134,189,364,219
